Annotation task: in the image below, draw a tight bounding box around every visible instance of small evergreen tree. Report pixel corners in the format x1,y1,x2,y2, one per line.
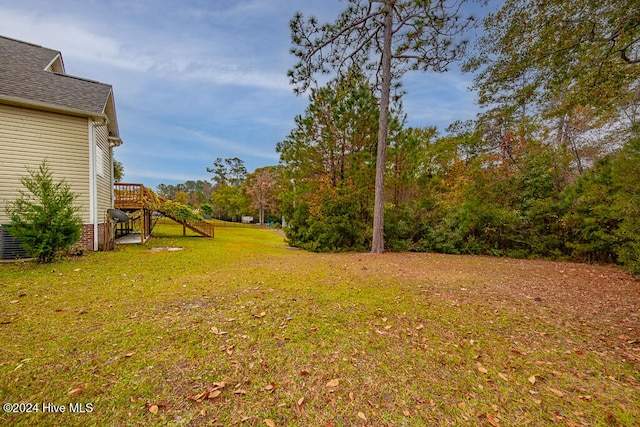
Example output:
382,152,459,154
6,160,82,263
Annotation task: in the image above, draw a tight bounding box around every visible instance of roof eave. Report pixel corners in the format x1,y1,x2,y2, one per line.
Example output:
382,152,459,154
0,94,106,122
108,136,123,147
102,89,122,143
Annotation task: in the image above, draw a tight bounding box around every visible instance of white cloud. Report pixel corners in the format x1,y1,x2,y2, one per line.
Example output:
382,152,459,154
124,167,203,183
183,67,290,91
0,9,144,69
187,130,280,161
0,6,291,91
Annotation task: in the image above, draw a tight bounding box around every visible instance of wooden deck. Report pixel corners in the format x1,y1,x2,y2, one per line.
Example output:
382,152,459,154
114,183,146,210
113,182,214,241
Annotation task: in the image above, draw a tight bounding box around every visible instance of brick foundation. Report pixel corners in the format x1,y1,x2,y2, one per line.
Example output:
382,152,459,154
1,223,107,257
78,224,94,252
77,223,107,252
1,223,107,255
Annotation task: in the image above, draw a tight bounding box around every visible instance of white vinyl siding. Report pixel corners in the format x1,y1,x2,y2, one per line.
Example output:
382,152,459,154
0,104,91,223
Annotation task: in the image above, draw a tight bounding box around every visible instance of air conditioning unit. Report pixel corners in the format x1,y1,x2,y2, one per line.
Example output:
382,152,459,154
1,225,28,259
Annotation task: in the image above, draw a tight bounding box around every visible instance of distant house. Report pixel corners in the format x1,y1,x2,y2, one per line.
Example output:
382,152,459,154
0,35,123,254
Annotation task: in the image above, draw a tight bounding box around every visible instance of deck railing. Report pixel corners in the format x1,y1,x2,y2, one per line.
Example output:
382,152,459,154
113,182,214,238
114,183,145,208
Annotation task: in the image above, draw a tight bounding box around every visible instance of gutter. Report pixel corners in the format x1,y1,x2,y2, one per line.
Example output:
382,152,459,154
0,95,110,127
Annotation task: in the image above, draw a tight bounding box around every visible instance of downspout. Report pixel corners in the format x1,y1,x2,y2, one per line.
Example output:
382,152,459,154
89,119,100,251
110,145,114,206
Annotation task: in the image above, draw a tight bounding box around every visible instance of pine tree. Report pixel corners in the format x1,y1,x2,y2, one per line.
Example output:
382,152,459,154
6,160,82,263
289,0,473,253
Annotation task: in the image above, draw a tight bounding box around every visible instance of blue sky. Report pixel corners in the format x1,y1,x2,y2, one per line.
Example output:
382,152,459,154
1,0,487,189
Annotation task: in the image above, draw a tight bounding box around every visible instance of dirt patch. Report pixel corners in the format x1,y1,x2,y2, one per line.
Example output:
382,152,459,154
359,252,640,363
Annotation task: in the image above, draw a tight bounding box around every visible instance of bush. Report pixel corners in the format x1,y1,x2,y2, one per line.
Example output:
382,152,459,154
159,200,203,223
612,127,640,273
5,160,82,263
200,204,213,217
283,185,371,252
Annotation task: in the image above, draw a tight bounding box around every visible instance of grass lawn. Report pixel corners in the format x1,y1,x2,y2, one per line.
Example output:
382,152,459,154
1,221,638,426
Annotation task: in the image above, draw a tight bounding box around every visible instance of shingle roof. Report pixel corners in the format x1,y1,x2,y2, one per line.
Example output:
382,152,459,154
0,35,120,138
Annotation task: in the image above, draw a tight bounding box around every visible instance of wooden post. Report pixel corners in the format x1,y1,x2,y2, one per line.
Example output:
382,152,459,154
141,209,146,244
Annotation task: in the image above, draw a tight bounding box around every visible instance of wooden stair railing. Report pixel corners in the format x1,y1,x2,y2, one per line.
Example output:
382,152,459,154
115,183,214,239
142,186,214,238
156,208,215,238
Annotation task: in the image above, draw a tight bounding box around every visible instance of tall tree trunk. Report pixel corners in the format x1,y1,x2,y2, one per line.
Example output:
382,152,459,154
371,5,393,254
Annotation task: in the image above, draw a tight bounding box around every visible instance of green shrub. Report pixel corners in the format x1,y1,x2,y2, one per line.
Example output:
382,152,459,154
283,185,371,252
159,200,203,223
5,160,82,263
200,204,213,217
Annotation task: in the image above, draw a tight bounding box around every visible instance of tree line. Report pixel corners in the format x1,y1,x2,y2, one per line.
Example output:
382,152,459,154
156,157,284,224
274,0,639,273
157,0,639,273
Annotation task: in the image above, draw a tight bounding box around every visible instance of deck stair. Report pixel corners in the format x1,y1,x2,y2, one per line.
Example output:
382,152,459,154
113,183,214,240
157,206,215,238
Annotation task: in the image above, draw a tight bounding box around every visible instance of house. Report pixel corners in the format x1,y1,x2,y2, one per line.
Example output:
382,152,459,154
0,35,123,255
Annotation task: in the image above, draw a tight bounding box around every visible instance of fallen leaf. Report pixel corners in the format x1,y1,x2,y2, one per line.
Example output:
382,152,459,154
357,412,367,421
149,405,159,414
299,370,310,377
125,352,135,358
264,419,275,427
67,387,84,396
326,379,339,387
402,409,411,416
547,387,565,397
208,390,222,399
265,383,276,392
211,326,220,334
192,390,209,401
212,381,227,389
415,324,424,330
578,395,592,401
349,392,354,401
130,396,138,403
486,412,500,427
297,397,305,406
497,373,509,381
528,375,536,385
476,363,488,374
233,389,247,395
